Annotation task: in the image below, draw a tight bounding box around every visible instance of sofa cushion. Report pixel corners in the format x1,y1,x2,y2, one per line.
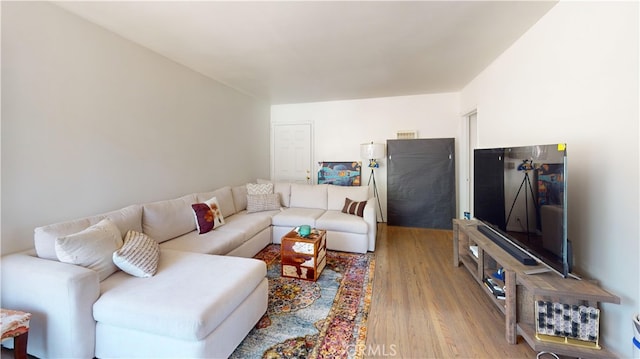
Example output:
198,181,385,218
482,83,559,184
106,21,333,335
316,210,369,234
196,186,236,218
247,193,281,213
94,250,267,341
217,210,277,241
342,198,368,217
191,197,225,234
231,185,248,212
142,194,197,243
289,184,328,210
34,204,143,261
271,207,326,227
113,230,160,278
55,218,123,281
158,229,245,255
327,185,369,211
101,205,144,237
275,182,292,207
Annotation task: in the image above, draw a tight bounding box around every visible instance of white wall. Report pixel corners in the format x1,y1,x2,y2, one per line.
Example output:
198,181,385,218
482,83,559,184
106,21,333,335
1,2,271,254
461,1,639,356
271,92,460,221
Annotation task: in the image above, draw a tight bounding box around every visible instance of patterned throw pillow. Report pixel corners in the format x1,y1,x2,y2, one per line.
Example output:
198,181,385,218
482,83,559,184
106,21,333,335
247,183,274,195
247,193,281,213
191,197,225,234
342,197,368,217
55,218,123,281
113,230,160,278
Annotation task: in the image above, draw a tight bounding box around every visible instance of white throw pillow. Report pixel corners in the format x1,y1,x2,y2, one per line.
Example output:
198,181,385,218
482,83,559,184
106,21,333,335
55,218,123,281
34,204,142,261
247,183,274,195
113,230,160,278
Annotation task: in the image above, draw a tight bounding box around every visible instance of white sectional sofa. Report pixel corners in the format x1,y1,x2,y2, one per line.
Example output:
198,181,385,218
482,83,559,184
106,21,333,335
1,182,376,359
271,183,376,254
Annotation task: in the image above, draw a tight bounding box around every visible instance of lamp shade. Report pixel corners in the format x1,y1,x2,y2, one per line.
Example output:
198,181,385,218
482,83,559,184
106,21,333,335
360,142,385,160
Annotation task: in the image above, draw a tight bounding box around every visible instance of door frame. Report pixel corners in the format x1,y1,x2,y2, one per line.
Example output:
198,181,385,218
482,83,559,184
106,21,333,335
460,110,477,219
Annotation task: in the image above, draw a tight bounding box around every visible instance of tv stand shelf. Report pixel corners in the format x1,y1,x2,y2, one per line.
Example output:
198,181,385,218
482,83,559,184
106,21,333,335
453,219,621,359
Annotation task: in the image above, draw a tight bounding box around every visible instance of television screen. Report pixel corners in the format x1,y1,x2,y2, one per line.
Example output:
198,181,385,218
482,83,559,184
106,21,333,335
473,143,570,277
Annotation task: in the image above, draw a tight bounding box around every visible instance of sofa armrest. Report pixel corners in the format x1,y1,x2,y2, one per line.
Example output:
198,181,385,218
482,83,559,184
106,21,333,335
363,197,377,251
1,250,100,358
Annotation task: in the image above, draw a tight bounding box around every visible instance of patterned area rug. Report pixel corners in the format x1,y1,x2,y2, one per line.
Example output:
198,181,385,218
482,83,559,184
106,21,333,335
230,244,375,359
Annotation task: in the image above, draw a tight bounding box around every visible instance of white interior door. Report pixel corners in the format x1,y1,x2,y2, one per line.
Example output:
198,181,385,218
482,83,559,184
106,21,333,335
272,123,312,183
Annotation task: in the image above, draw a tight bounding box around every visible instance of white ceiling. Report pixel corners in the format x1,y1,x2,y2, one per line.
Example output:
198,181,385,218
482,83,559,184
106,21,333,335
54,1,557,105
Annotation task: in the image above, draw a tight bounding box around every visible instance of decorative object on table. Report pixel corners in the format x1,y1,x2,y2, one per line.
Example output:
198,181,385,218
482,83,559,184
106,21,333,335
535,300,601,349
230,244,375,359
317,161,361,186
1,308,32,359
360,141,385,222
298,225,311,237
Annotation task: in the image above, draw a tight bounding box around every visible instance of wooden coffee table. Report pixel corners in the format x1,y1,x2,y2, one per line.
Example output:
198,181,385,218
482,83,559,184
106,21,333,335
281,228,326,281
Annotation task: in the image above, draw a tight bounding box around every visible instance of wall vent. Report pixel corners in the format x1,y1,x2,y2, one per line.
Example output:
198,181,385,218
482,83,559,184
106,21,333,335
396,130,417,139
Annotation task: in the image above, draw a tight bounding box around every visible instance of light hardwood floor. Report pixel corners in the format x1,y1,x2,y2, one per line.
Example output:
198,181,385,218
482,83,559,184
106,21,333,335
365,224,538,359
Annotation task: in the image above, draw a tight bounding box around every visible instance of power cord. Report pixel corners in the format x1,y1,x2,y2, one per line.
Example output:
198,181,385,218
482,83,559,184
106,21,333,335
536,352,560,359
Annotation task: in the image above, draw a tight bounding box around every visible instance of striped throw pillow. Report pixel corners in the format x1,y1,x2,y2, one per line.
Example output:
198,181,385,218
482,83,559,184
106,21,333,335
342,198,367,217
247,193,281,213
113,230,160,278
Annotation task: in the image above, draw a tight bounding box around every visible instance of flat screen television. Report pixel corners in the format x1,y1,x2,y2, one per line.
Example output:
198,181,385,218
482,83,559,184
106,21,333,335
473,143,572,278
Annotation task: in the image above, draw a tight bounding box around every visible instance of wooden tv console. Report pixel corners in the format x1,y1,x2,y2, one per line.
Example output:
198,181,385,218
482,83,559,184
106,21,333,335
452,219,620,359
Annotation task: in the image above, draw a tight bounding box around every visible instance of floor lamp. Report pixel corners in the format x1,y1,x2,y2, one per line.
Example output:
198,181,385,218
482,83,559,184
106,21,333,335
360,142,385,222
